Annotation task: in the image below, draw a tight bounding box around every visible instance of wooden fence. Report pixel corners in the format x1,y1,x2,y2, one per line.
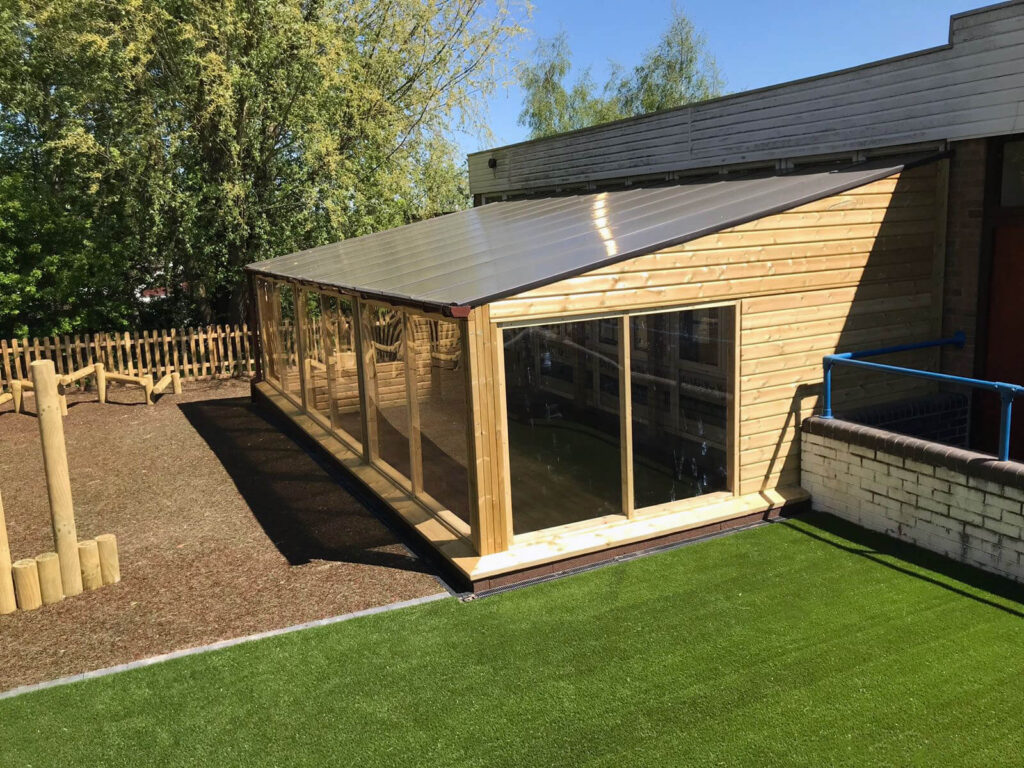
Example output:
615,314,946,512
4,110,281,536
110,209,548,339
0,325,254,387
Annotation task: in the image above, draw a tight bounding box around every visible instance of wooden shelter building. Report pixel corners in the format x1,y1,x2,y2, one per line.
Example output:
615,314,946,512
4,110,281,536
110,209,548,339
247,2,1024,590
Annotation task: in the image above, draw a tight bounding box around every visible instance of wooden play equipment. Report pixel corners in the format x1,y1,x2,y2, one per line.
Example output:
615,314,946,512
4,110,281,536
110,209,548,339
0,360,122,613
4,361,182,415
96,534,120,584
33,360,83,596
0,489,16,614
12,560,41,612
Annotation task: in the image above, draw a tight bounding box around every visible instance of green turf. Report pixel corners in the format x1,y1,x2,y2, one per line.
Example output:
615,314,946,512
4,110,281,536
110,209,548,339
3,513,1024,767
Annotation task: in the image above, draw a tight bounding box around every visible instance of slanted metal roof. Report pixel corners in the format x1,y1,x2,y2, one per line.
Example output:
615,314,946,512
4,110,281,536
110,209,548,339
247,155,934,312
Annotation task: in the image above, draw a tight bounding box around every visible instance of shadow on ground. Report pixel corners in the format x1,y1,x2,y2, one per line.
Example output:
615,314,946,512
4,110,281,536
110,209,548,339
179,396,433,574
782,510,1024,617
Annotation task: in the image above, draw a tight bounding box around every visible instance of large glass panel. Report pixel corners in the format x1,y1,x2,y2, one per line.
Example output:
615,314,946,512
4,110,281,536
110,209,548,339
255,278,281,385
320,294,363,445
416,318,471,524
503,319,622,535
630,307,733,509
277,283,302,401
363,303,411,480
299,290,327,419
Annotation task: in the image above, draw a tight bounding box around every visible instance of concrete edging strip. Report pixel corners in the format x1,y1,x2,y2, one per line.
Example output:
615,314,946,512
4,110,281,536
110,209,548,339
0,591,450,701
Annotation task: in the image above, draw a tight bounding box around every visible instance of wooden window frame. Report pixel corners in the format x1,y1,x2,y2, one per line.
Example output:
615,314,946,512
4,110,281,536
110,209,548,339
358,299,473,541
254,281,473,544
495,300,740,544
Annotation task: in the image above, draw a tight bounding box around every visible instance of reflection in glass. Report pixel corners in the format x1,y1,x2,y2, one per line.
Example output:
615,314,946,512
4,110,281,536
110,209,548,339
503,320,622,535
416,318,471,524
255,278,281,385
299,290,326,418
363,304,411,480
320,294,363,445
630,307,733,509
277,283,302,401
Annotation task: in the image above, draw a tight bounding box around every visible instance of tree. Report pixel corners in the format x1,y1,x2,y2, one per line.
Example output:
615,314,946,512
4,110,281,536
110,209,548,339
0,0,525,337
517,7,722,140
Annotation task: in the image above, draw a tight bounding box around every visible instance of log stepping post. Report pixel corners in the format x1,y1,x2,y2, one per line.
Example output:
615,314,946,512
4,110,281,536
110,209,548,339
0,488,15,614
30,359,83,596
96,534,120,585
12,559,41,611
78,540,102,590
35,552,64,605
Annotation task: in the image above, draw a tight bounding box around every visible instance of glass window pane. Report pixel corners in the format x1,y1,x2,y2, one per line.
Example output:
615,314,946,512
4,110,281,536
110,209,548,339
255,278,280,384
630,307,733,509
503,319,622,535
299,290,326,417
277,283,302,401
321,294,363,445
417,318,471,524
363,304,411,480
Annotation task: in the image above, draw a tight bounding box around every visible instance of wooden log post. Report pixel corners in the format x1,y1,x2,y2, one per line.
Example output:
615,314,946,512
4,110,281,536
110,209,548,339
96,534,120,585
143,374,154,405
95,362,106,403
78,540,102,590
35,552,64,605
0,488,15,614
11,379,22,413
171,371,182,394
30,359,83,596
12,559,41,611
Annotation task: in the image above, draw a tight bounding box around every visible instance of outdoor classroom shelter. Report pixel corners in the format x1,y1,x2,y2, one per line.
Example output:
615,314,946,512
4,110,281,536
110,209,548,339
247,1,1024,591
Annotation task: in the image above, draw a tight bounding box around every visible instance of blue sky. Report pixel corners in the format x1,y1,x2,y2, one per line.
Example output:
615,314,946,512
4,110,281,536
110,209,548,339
457,0,980,156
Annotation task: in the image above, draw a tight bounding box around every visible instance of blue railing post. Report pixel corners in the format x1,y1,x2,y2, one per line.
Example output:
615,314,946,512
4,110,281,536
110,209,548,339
998,385,1015,462
821,332,1024,463
822,358,834,419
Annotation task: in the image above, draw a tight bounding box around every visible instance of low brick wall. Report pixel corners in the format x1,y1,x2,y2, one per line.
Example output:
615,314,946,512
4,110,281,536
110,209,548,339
801,417,1024,583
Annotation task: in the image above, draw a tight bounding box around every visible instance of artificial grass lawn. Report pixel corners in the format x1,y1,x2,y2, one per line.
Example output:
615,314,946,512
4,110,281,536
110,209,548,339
3,513,1024,767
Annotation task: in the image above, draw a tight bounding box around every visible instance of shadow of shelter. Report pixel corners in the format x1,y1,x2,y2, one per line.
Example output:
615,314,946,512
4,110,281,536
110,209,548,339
178,395,433,574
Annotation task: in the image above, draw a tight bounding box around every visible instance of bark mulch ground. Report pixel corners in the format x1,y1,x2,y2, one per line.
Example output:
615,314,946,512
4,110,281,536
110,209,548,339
0,379,445,692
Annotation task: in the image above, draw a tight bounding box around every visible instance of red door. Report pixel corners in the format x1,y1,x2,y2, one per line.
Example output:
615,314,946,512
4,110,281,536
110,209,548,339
978,223,1024,459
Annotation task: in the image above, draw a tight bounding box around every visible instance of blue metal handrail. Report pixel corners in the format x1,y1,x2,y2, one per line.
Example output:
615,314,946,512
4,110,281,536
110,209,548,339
822,331,1024,461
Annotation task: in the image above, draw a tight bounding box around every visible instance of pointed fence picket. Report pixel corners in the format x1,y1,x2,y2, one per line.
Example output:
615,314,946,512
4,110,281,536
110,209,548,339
0,325,255,387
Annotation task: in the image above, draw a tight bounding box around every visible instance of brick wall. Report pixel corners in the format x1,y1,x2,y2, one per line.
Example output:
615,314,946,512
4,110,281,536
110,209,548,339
801,416,1024,583
940,139,987,378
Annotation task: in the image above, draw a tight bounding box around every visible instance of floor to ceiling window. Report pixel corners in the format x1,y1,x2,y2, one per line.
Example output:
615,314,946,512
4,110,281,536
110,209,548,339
502,319,623,535
630,307,733,510
502,304,735,537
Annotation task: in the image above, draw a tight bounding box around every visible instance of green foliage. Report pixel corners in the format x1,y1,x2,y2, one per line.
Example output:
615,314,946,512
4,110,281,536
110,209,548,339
517,7,722,139
0,0,525,337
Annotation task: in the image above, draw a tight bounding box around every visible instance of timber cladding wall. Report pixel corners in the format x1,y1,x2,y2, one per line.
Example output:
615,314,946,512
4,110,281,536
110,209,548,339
801,417,1024,584
487,162,946,496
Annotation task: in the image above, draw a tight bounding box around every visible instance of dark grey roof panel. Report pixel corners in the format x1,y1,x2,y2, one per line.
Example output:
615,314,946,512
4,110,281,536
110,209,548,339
247,155,933,309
